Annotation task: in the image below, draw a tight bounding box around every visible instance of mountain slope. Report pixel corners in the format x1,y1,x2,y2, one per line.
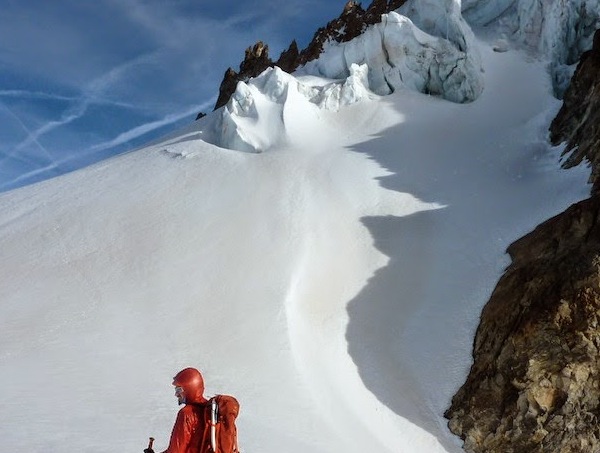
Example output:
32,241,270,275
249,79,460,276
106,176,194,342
0,13,593,451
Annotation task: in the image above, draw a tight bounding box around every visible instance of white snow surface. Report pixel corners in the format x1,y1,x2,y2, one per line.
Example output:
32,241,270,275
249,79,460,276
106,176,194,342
0,14,594,453
463,0,600,94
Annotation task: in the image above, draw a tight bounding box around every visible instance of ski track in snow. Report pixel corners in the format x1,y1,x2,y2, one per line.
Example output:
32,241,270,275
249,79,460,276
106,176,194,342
0,33,592,453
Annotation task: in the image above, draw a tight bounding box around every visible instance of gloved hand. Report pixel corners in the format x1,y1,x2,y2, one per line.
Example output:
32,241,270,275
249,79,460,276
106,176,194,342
144,449,155,453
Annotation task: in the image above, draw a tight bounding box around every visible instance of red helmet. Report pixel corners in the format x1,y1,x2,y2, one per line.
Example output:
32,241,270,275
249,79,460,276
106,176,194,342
172,367,205,404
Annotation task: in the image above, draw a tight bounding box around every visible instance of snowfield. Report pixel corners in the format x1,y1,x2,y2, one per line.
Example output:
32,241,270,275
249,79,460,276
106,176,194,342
0,9,594,453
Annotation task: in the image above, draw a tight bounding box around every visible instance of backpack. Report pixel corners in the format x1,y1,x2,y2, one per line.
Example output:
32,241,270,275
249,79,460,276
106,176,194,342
200,395,240,453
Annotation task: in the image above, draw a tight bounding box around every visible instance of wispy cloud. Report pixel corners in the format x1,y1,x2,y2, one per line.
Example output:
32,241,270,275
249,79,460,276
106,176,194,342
85,51,160,97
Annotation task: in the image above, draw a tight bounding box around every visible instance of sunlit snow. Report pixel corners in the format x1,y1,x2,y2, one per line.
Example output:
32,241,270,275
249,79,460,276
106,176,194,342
0,5,594,453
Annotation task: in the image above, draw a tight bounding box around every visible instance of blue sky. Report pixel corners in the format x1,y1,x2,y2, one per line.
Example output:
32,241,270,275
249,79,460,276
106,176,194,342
0,0,348,192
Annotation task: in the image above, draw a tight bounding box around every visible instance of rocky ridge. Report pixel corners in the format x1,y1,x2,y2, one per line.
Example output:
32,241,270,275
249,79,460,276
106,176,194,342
551,30,600,192
446,29,600,453
211,0,407,112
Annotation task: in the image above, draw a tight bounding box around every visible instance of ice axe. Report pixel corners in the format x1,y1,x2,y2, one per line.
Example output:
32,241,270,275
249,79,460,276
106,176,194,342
144,436,155,453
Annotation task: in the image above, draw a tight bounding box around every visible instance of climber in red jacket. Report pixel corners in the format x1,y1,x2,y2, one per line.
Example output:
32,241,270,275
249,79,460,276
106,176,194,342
145,367,240,453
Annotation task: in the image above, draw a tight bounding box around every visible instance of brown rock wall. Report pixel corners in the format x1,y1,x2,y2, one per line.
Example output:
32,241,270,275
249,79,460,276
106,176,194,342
550,30,600,193
446,197,600,452
447,27,600,453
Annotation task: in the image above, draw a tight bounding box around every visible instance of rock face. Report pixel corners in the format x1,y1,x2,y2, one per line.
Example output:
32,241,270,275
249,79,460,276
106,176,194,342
446,197,600,452
446,28,600,453
212,0,407,110
551,30,600,192
214,41,272,111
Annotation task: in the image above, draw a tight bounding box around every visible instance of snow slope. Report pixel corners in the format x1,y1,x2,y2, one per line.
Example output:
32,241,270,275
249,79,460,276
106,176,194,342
0,14,593,453
463,0,600,94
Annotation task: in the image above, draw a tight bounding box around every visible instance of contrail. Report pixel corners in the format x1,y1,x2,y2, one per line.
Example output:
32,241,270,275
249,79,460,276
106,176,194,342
0,101,56,165
10,99,89,154
0,89,136,109
8,51,159,155
0,90,76,102
83,98,216,154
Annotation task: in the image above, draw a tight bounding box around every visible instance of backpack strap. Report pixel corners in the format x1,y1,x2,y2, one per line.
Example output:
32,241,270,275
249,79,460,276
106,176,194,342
210,397,219,452
196,399,217,453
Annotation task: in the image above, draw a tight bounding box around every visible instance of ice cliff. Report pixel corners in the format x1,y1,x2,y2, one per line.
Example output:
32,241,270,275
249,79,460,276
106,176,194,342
196,2,484,153
196,0,600,153
463,0,600,95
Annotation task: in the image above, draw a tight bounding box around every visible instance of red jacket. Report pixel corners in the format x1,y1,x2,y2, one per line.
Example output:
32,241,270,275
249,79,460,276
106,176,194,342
162,396,239,453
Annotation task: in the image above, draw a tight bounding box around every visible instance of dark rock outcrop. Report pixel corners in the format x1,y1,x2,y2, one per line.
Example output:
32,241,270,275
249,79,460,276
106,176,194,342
446,196,600,452
213,42,272,111
210,0,407,111
550,30,600,193
275,40,300,74
446,28,600,453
